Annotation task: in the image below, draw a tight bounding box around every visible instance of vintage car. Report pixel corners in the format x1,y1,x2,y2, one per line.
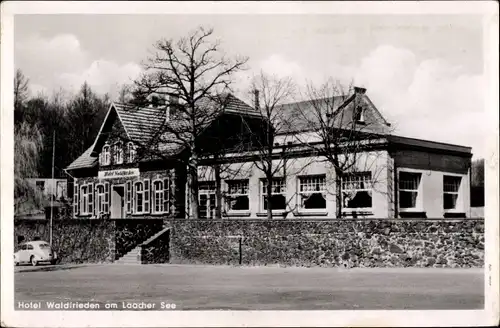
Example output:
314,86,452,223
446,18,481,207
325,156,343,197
14,241,58,266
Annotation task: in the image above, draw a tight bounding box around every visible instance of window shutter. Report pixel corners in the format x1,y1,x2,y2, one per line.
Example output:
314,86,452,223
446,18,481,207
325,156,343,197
88,183,94,216
144,178,150,214
131,182,135,214
163,178,170,213
94,184,98,216
126,181,132,214
104,182,110,214
73,183,79,217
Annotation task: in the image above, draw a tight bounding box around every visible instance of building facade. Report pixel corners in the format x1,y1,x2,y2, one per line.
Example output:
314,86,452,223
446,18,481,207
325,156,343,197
26,178,68,201
66,89,472,219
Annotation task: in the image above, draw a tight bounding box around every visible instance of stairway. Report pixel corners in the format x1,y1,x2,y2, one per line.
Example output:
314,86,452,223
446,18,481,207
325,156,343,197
115,246,142,264
114,227,171,264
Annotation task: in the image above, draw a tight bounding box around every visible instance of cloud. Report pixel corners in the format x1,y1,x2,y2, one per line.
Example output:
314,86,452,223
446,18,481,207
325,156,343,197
15,34,143,100
58,60,142,98
16,34,486,158
350,46,485,158
16,34,87,80
244,46,485,158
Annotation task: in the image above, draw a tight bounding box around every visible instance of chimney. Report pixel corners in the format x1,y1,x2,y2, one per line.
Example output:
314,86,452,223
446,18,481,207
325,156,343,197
166,94,179,122
354,86,366,94
253,89,260,110
169,94,179,105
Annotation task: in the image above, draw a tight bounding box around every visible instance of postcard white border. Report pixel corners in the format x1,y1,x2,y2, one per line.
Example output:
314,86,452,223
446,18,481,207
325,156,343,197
1,1,499,327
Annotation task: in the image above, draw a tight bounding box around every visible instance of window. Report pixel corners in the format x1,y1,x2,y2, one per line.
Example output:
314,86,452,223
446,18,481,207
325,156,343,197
261,178,286,211
96,184,108,214
127,142,136,163
227,180,249,211
101,144,110,166
35,181,45,192
113,142,123,164
199,182,216,218
443,175,461,210
144,179,150,213
27,244,34,250
88,184,93,214
163,178,170,213
153,180,164,213
399,172,421,209
354,106,365,123
80,185,91,214
342,172,372,209
126,181,132,214
298,175,326,210
134,182,144,213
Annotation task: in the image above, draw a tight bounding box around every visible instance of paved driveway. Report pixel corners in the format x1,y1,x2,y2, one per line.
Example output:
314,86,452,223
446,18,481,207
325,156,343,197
15,264,484,310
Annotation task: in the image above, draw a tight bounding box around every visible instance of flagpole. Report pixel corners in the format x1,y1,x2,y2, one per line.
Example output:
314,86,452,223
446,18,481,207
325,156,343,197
50,130,55,246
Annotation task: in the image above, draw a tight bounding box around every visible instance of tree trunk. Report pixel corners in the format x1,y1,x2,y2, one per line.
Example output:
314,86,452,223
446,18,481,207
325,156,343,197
266,169,273,220
188,153,199,219
215,163,222,219
335,168,343,218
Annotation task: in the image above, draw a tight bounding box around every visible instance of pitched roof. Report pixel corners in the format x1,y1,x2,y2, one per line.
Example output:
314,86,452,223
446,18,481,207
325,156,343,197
66,93,258,170
65,144,98,170
275,96,347,133
274,92,391,135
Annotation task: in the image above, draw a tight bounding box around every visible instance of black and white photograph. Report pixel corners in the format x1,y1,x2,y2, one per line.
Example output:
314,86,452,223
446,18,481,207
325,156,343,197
1,1,498,327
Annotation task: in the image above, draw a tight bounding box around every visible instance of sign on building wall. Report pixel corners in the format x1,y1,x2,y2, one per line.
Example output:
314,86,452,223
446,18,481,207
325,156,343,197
98,168,140,179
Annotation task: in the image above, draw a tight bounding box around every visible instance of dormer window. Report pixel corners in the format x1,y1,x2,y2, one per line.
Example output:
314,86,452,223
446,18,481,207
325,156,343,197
127,142,136,163
101,144,110,166
113,141,123,164
355,106,365,123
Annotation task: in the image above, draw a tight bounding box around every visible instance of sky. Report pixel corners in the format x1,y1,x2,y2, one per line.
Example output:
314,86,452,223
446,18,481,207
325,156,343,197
14,14,487,158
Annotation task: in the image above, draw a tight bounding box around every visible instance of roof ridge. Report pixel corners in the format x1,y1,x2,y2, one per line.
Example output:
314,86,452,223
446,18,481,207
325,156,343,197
278,95,348,107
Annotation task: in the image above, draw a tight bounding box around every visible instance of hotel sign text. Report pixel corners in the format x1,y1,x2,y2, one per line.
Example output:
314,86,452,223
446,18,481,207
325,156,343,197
98,168,140,179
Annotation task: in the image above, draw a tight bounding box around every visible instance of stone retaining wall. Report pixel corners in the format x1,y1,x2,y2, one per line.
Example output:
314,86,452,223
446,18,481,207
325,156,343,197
165,219,484,268
14,218,484,268
14,219,115,264
14,218,165,263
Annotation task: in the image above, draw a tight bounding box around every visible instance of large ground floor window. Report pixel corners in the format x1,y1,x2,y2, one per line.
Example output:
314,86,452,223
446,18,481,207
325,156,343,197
341,172,372,209
443,175,461,210
298,175,326,210
226,179,249,211
80,184,93,215
261,178,286,211
152,179,170,214
95,184,109,214
399,171,422,210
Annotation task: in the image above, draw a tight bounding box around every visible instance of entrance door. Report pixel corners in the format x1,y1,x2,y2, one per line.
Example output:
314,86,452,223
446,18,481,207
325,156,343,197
111,186,125,218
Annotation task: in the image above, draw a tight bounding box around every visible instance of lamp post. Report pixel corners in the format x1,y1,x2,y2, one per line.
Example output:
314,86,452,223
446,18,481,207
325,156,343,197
50,131,55,246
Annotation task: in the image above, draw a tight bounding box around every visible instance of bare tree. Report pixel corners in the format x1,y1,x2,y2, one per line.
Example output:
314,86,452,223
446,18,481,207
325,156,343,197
117,83,133,103
14,69,29,112
131,26,248,218
243,71,298,219
294,79,391,218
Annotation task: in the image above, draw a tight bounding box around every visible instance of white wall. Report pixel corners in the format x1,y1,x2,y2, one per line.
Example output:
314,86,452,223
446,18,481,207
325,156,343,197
396,167,470,218
27,178,68,200
198,150,391,218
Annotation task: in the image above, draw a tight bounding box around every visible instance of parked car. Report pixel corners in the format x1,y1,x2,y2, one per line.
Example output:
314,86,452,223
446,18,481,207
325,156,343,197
14,241,58,266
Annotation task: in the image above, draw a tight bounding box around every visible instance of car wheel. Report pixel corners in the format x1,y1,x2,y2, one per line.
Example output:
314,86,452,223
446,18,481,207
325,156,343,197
50,259,57,265
30,255,38,267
